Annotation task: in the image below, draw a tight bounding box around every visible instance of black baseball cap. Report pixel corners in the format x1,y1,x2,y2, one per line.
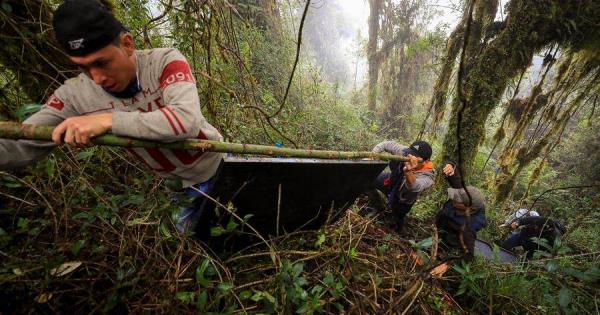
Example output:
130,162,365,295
53,0,124,56
407,140,432,161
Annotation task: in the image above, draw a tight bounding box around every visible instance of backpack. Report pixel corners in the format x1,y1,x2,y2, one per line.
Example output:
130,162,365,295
386,159,406,208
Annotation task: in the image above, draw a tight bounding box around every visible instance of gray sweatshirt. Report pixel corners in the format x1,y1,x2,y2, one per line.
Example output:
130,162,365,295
0,48,224,187
372,141,435,204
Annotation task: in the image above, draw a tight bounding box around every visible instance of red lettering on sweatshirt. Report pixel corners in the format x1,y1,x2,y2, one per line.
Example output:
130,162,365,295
46,95,64,111
159,60,195,89
137,97,165,112
141,87,160,98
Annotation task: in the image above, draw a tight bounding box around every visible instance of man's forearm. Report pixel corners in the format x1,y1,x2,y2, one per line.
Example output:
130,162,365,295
404,169,416,187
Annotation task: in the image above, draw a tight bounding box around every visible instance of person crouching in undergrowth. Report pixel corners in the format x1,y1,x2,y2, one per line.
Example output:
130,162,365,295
371,140,435,233
436,163,487,261
500,214,566,259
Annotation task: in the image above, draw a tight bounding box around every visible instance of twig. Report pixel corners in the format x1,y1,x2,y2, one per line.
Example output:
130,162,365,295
0,171,58,241
276,183,282,237
142,0,174,48
0,191,36,206
187,185,279,266
270,0,311,118
400,280,424,315
530,184,600,210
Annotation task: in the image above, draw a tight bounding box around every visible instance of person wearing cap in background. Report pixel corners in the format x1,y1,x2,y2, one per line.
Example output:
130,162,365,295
436,163,487,260
371,140,435,232
501,208,540,228
500,213,566,259
0,0,224,235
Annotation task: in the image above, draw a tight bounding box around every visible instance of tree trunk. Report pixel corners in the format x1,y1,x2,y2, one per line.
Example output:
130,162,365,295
441,0,600,175
367,0,382,112
234,0,283,36
430,0,498,134
0,0,74,107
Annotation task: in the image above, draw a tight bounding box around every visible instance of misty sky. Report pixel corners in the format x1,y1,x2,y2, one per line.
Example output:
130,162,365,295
333,0,463,88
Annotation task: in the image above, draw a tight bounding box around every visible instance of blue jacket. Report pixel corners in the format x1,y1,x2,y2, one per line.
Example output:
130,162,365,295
438,200,487,232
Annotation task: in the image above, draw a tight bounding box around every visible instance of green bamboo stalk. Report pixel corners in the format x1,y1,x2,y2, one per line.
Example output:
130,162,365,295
0,122,416,162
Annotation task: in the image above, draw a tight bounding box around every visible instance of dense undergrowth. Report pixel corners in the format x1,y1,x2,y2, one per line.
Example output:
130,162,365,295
1,139,599,314
1,0,599,313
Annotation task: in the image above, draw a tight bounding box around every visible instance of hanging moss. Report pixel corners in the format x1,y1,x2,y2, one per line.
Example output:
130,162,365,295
441,0,600,180
430,0,499,136
494,69,597,203
523,156,548,199
430,22,464,133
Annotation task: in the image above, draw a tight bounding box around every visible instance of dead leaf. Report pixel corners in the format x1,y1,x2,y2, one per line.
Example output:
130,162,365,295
410,251,424,266
36,293,53,303
430,263,449,278
50,261,82,277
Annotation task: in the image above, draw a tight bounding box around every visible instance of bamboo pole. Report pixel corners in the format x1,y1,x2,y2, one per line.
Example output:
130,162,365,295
0,122,418,162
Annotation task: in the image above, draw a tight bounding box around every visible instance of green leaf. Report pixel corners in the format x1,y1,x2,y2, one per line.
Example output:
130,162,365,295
296,303,309,314
333,302,344,311
531,237,552,251
314,233,326,248
558,287,572,310
16,217,29,232
75,150,94,161
239,290,253,300
1,176,22,188
546,260,559,273
323,273,334,286
218,282,234,292
417,237,433,249
262,291,277,305
376,244,389,256
251,291,264,302
292,262,304,277
348,247,358,258
225,218,239,231
584,267,600,282
71,239,86,256
159,221,172,239
15,104,42,122
45,159,56,178
561,266,600,283
195,259,212,288
127,194,145,205
1,1,12,13
196,291,207,311
176,291,194,304
210,226,225,236
452,264,465,274
28,227,40,236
